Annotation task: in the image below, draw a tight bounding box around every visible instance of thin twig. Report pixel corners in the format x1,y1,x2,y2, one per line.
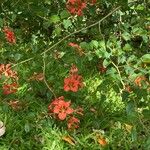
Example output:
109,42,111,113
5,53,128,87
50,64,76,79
43,52,56,98
12,6,121,68
12,57,34,68
111,61,125,90
40,6,121,55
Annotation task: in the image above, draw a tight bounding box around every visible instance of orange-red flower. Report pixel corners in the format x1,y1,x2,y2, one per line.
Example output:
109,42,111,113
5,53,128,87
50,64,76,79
98,138,107,146
64,74,83,92
89,0,97,5
2,83,18,95
134,76,146,87
98,65,107,74
125,85,132,93
64,65,83,92
70,64,78,75
3,27,16,44
0,64,18,80
8,100,21,110
68,42,80,49
67,116,80,129
66,0,86,16
48,96,74,120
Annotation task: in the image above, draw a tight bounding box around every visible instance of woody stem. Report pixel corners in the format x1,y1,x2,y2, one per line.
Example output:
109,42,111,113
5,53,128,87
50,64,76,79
43,52,57,99
12,6,121,67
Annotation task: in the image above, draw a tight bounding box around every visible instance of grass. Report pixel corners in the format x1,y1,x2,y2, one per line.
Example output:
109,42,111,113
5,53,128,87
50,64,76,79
0,76,149,150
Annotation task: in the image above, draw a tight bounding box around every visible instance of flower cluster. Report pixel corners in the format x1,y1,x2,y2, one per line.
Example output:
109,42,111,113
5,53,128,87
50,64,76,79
134,76,146,87
0,64,18,80
48,96,82,129
64,64,83,92
3,27,16,44
48,96,74,120
48,65,84,130
66,0,97,16
66,0,86,16
68,42,84,56
2,83,18,95
0,64,18,95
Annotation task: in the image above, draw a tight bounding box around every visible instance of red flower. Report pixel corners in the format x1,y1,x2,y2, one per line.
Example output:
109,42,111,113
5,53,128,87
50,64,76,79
69,64,78,75
3,27,16,44
0,64,18,79
2,83,18,95
100,66,107,73
66,0,87,16
89,0,97,5
125,85,132,93
68,42,80,48
67,116,80,129
134,76,146,87
64,74,83,92
48,96,74,120
64,65,83,92
8,100,21,110
68,42,84,56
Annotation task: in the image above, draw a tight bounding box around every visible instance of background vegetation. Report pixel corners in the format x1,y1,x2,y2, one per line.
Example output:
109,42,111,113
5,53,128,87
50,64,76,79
0,0,150,149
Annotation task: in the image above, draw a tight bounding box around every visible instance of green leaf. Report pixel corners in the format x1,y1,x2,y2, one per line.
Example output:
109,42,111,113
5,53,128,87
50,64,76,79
60,10,70,19
123,43,132,51
141,54,150,64
0,18,3,27
14,53,22,61
53,27,62,36
91,40,99,48
99,41,106,51
24,122,30,133
43,20,51,29
131,128,137,142
126,102,137,122
103,59,110,67
63,19,72,29
142,109,150,119
50,15,60,24
122,32,131,41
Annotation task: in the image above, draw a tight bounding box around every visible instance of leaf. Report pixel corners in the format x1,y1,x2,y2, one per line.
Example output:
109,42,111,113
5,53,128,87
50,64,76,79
141,54,150,64
98,138,107,146
124,123,133,133
62,135,76,146
50,15,60,24
60,10,70,19
142,109,150,119
53,27,62,36
131,128,137,141
91,40,99,48
99,41,106,51
14,53,22,61
63,19,72,29
122,32,131,41
24,122,30,133
0,121,6,137
126,102,137,122
0,18,3,27
123,43,132,51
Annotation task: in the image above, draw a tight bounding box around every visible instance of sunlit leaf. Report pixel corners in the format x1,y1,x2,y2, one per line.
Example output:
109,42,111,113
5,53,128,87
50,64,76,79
62,135,76,146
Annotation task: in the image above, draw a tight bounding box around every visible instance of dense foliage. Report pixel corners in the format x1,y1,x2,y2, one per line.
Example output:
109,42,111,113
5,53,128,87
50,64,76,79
0,0,150,149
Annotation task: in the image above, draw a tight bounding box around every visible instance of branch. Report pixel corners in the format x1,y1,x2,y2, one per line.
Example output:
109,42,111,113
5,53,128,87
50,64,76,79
111,61,125,90
43,52,56,99
12,6,121,67
40,6,121,55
